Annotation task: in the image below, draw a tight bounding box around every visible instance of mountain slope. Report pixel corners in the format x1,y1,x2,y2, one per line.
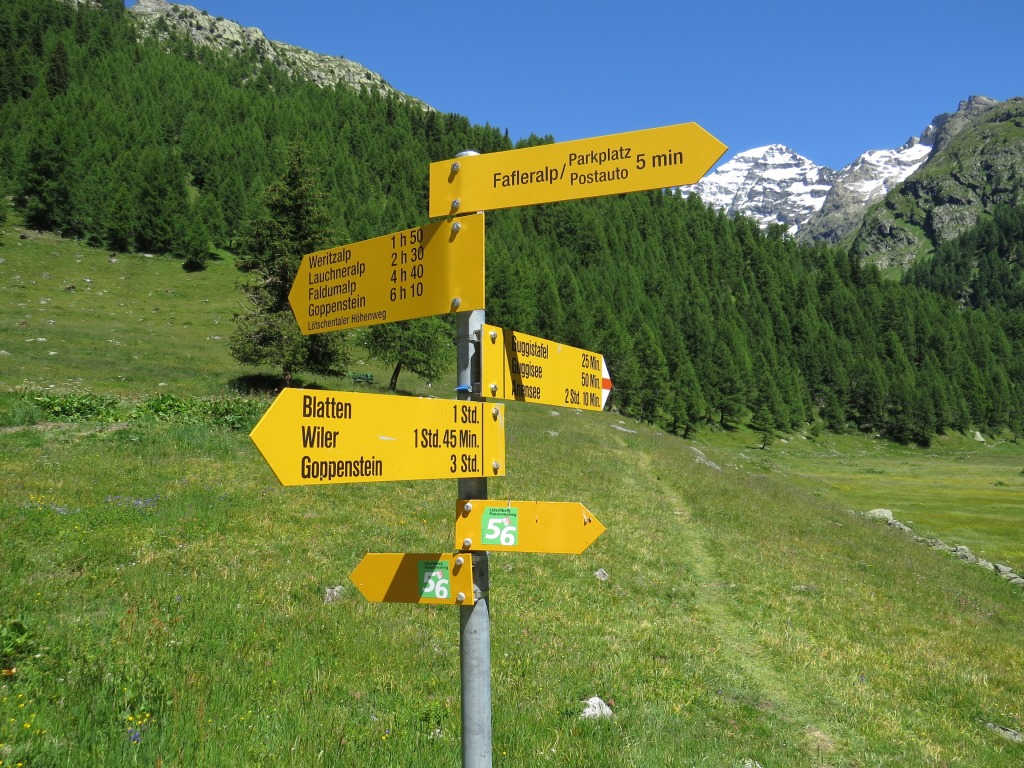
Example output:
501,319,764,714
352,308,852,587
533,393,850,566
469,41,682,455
6,0,1023,441
851,97,1024,267
797,138,931,244
106,2,1024,273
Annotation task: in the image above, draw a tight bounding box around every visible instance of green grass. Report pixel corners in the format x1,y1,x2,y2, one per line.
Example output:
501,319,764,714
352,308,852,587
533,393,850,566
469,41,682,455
716,429,1024,571
1,229,243,396
0,227,386,397
2,224,1023,766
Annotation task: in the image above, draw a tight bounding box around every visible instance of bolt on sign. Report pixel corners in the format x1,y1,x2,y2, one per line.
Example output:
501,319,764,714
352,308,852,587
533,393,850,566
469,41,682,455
250,388,505,486
289,214,485,334
481,324,612,411
429,122,727,216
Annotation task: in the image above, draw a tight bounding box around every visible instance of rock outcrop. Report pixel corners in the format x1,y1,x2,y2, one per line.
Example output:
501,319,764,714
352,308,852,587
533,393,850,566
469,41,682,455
850,97,1024,268
129,0,429,108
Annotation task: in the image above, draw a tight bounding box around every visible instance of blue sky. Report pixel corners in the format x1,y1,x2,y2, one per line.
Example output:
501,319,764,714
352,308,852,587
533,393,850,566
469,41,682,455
127,0,1022,171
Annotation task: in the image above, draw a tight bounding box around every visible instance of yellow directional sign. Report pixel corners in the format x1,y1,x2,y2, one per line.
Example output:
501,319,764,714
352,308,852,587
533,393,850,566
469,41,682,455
429,123,727,216
289,215,485,335
454,500,605,555
481,324,612,411
350,553,475,605
249,388,505,486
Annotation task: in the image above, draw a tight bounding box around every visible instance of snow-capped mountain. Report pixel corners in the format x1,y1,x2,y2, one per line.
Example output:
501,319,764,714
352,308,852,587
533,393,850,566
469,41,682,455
834,141,932,201
797,138,932,243
676,145,834,235
677,131,934,240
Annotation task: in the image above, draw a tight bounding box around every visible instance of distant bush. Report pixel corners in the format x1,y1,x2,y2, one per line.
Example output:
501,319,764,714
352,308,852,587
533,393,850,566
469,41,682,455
132,394,263,430
13,391,262,431
32,392,122,421
202,397,265,431
132,393,196,421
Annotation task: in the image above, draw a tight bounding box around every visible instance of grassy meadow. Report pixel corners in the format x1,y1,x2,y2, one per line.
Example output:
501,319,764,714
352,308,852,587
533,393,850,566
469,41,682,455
1,222,1023,766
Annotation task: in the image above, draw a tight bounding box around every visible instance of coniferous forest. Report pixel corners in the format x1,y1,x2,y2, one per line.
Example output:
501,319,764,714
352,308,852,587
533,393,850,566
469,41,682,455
2,0,1023,444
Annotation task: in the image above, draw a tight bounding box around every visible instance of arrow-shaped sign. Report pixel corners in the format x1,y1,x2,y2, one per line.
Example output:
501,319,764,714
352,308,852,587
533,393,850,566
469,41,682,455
429,122,727,216
454,500,605,554
250,388,505,486
289,215,485,335
350,553,475,605
482,325,612,411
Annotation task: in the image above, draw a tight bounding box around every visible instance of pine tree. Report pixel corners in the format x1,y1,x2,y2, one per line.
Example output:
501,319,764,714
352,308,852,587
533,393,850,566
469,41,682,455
44,38,70,99
632,322,670,424
229,143,347,385
667,352,706,438
103,181,138,252
177,203,211,271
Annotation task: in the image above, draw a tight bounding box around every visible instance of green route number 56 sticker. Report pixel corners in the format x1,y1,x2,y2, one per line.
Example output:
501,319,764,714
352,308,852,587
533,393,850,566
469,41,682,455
482,506,519,547
419,560,450,599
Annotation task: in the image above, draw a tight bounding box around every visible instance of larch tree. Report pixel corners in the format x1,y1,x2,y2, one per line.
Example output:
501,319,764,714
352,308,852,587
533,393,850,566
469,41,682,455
229,143,347,385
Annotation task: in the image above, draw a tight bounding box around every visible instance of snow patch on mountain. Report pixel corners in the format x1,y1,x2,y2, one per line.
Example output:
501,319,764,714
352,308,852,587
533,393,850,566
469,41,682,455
676,145,834,235
834,140,932,202
678,137,933,239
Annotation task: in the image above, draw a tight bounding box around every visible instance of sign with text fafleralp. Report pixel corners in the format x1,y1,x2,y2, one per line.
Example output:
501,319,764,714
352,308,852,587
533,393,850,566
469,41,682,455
429,123,726,216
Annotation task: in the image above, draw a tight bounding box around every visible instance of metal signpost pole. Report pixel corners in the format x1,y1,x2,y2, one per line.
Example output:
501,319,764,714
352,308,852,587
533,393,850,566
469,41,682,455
457,306,492,768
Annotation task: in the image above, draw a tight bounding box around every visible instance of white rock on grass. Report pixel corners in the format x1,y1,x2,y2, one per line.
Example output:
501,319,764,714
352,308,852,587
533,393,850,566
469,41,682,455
864,508,894,522
986,722,1024,743
579,696,614,719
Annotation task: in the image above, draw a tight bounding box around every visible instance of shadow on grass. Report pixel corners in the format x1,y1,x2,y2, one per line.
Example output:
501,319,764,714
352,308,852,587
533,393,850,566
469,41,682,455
182,252,226,272
227,374,331,395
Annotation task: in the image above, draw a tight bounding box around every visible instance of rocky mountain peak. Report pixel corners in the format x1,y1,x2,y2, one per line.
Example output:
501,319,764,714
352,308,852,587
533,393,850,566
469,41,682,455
796,132,933,245
850,96,1024,267
680,96,1015,255
128,0,429,108
676,144,835,234
924,95,999,153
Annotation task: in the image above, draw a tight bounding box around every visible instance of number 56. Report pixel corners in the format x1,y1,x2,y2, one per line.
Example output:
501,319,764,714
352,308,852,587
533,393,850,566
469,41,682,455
485,519,516,546
423,570,449,599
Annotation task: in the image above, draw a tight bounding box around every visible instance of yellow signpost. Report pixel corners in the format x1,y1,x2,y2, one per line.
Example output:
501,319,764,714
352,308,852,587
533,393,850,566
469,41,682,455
242,116,731,767
249,388,505,486
289,214,485,335
429,123,727,216
454,500,605,555
481,324,612,411
350,552,475,605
